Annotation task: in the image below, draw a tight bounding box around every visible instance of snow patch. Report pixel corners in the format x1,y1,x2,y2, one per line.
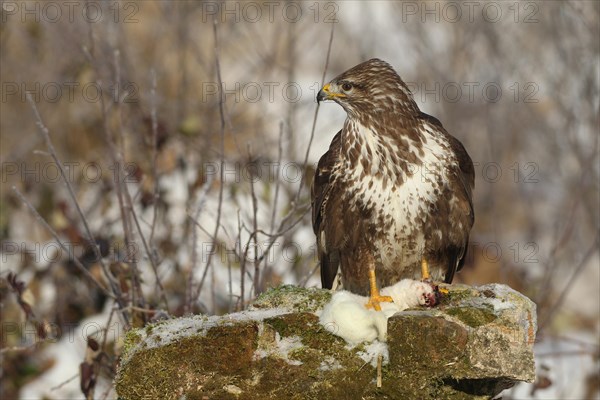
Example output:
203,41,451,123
356,341,390,368
253,333,304,366
132,307,291,356
319,356,343,371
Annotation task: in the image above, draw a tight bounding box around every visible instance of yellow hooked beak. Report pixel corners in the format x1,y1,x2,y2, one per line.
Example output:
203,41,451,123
317,83,346,102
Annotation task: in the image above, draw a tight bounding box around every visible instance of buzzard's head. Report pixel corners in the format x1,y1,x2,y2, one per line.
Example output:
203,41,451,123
317,58,417,118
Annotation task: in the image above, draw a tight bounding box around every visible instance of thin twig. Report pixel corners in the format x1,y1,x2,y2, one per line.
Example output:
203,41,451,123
111,49,146,312
185,174,214,314
248,145,261,296
100,305,117,352
538,234,600,331
80,23,133,327
241,24,336,298
286,18,297,161
241,204,312,280
50,373,79,391
227,248,233,313
269,123,285,235
292,22,335,203
238,211,246,311
254,23,335,272
25,95,117,292
149,69,160,244
118,162,169,309
194,18,226,308
377,354,383,388
246,206,312,238
300,263,320,288
13,189,113,299
261,124,286,285
536,148,598,309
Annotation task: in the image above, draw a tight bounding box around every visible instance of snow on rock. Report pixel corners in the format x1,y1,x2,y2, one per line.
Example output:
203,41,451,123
116,283,538,399
356,340,390,368
122,307,292,364
254,332,304,366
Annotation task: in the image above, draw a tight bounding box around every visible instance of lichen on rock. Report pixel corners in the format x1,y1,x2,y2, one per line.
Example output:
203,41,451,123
115,283,536,399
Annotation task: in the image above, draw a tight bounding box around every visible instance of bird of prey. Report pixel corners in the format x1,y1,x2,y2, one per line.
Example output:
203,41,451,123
312,58,474,310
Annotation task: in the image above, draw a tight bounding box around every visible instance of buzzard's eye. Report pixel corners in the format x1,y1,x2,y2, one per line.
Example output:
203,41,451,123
342,82,353,91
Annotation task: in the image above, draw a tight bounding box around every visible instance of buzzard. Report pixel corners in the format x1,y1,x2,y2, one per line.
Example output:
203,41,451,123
312,59,474,310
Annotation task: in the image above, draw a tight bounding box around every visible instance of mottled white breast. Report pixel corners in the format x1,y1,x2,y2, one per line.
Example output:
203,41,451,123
340,120,455,266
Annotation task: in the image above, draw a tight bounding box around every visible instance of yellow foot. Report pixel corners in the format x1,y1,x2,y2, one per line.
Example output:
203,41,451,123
421,258,449,297
365,269,393,311
365,293,394,311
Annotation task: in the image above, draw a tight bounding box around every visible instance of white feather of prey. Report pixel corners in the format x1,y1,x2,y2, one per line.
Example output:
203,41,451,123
318,279,435,345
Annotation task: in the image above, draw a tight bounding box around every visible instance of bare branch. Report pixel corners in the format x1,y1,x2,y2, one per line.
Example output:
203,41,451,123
25,94,114,285
149,69,160,244
292,22,335,203
269,123,285,235
110,49,146,312
193,18,227,308
248,145,260,296
233,211,243,311
12,187,113,298
538,234,600,332
185,174,214,314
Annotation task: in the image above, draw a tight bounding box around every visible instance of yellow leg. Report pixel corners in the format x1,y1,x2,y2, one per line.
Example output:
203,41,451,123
365,269,393,311
421,258,431,281
421,257,448,294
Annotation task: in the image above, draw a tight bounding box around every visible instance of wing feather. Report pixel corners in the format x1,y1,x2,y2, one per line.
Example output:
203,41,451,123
312,130,342,289
419,112,475,282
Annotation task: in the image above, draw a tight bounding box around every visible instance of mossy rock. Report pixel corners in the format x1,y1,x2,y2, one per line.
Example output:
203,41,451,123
250,285,332,313
115,283,536,399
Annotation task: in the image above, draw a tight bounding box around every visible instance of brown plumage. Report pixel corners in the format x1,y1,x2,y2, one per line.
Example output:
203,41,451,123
312,58,474,297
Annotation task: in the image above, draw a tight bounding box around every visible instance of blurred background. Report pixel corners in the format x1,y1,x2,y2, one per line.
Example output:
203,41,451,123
1,1,598,398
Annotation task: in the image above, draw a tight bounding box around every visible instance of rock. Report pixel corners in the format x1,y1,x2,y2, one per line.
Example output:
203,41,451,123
115,284,536,399
387,284,537,398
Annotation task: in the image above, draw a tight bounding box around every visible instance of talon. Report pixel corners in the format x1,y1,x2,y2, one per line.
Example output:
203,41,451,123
366,269,393,310
365,294,394,311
